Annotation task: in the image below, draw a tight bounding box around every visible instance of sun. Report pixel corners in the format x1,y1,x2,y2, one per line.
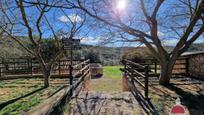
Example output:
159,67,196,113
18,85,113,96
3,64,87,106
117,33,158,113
116,0,126,11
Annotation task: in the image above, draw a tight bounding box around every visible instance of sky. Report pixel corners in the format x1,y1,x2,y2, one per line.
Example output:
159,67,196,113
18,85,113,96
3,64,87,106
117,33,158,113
13,0,204,47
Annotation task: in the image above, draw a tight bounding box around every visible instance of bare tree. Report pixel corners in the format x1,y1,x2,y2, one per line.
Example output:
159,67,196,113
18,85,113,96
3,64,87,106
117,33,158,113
25,0,204,85
79,0,204,85
0,0,86,87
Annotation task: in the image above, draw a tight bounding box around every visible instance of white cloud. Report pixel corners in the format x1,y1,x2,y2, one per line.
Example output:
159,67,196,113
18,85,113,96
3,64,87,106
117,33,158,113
158,31,165,37
162,39,178,46
80,37,100,45
58,14,83,23
160,36,204,46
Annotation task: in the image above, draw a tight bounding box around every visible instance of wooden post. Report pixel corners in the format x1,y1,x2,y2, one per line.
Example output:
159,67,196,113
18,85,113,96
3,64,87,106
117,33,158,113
0,59,2,77
2,58,4,77
83,63,91,91
186,57,189,76
155,61,157,75
145,66,149,99
27,58,29,74
123,61,130,91
30,58,33,75
58,60,61,75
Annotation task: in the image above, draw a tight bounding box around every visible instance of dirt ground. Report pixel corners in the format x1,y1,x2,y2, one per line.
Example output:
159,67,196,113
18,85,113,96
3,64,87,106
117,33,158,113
64,91,144,115
149,77,204,115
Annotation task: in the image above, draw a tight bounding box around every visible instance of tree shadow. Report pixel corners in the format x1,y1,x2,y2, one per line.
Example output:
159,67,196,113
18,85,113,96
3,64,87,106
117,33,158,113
166,84,204,114
0,86,46,110
131,87,158,115
73,92,106,114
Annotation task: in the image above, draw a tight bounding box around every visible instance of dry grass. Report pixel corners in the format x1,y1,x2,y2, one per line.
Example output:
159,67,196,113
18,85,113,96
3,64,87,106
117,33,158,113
0,78,68,114
90,66,123,92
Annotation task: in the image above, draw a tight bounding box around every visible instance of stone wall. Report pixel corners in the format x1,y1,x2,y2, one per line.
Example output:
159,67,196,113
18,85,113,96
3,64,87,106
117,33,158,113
188,54,204,80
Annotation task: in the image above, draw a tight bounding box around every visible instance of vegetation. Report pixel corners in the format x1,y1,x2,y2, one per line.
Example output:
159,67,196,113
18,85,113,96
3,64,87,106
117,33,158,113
1,36,204,67
91,66,122,92
103,66,123,79
0,78,68,114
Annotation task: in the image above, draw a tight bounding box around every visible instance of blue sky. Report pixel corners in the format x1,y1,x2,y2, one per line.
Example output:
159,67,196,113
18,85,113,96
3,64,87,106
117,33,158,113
19,0,204,47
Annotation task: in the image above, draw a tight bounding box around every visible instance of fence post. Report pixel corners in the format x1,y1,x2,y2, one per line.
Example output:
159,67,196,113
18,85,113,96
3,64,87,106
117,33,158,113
122,60,130,91
155,61,157,75
30,58,33,76
27,58,29,74
124,60,127,76
59,60,61,75
81,61,84,74
0,59,2,77
145,66,149,100
186,57,189,76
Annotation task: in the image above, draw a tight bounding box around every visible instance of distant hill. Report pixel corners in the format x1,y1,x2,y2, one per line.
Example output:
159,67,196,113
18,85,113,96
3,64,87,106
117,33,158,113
188,43,204,51
0,36,29,58
1,36,204,65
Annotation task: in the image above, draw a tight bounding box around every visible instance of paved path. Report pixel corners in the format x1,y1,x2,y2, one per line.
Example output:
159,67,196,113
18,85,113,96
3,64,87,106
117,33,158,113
63,91,144,115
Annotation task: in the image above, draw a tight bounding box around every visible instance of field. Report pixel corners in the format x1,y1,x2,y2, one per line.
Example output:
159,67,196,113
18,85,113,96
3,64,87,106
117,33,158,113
0,78,68,114
90,66,123,92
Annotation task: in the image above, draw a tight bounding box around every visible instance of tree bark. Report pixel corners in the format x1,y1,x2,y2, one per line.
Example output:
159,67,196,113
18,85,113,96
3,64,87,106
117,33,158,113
37,56,53,88
159,60,175,85
42,68,51,87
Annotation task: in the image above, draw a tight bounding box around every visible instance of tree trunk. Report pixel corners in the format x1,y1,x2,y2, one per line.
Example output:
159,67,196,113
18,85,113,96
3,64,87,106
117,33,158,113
159,60,175,85
43,69,51,88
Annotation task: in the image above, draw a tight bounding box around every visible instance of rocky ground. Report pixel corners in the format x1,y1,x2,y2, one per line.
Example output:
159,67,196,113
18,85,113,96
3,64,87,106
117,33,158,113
63,91,144,115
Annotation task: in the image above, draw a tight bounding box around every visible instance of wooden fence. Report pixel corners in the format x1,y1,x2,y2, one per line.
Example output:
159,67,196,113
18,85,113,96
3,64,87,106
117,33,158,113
121,59,157,114
121,59,149,99
27,59,90,115
0,58,87,78
133,58,188,76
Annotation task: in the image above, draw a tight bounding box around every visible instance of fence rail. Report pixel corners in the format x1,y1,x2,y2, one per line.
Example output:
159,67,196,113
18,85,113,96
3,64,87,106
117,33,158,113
121,59,157,114
0,58,88,78
27,59,90,115
121,59,149,99
130,58,188,76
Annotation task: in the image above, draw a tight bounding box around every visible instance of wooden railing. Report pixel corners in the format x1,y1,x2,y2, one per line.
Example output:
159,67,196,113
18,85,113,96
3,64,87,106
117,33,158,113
121,59,149,99
0,58,86,78
121,59,157,114
131,58,188,76
27,59,90,115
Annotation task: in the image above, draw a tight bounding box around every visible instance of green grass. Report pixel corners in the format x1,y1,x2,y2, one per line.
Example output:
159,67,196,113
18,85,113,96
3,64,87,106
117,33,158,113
91,66,123,92
0,78,68,115
103,66,123,79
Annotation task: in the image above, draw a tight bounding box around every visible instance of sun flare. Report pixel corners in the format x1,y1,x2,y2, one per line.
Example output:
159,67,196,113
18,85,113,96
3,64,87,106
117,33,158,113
116,0,126,11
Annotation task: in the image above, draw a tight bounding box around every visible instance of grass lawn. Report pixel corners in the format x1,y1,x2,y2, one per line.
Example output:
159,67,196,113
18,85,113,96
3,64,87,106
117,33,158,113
0,78,68,115
90,66,123,92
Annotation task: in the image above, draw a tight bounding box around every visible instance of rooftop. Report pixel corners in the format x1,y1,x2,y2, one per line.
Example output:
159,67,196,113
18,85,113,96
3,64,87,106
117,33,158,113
181,51,204,56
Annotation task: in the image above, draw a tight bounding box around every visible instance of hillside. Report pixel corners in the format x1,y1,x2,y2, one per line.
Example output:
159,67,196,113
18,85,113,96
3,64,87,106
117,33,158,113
0,37,29,58
0,36,204,65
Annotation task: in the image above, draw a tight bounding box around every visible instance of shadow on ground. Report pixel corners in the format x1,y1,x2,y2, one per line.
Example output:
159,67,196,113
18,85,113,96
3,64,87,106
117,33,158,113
66,91,143,115
149,77,204,114
0,87,46,110
167,84,204,114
